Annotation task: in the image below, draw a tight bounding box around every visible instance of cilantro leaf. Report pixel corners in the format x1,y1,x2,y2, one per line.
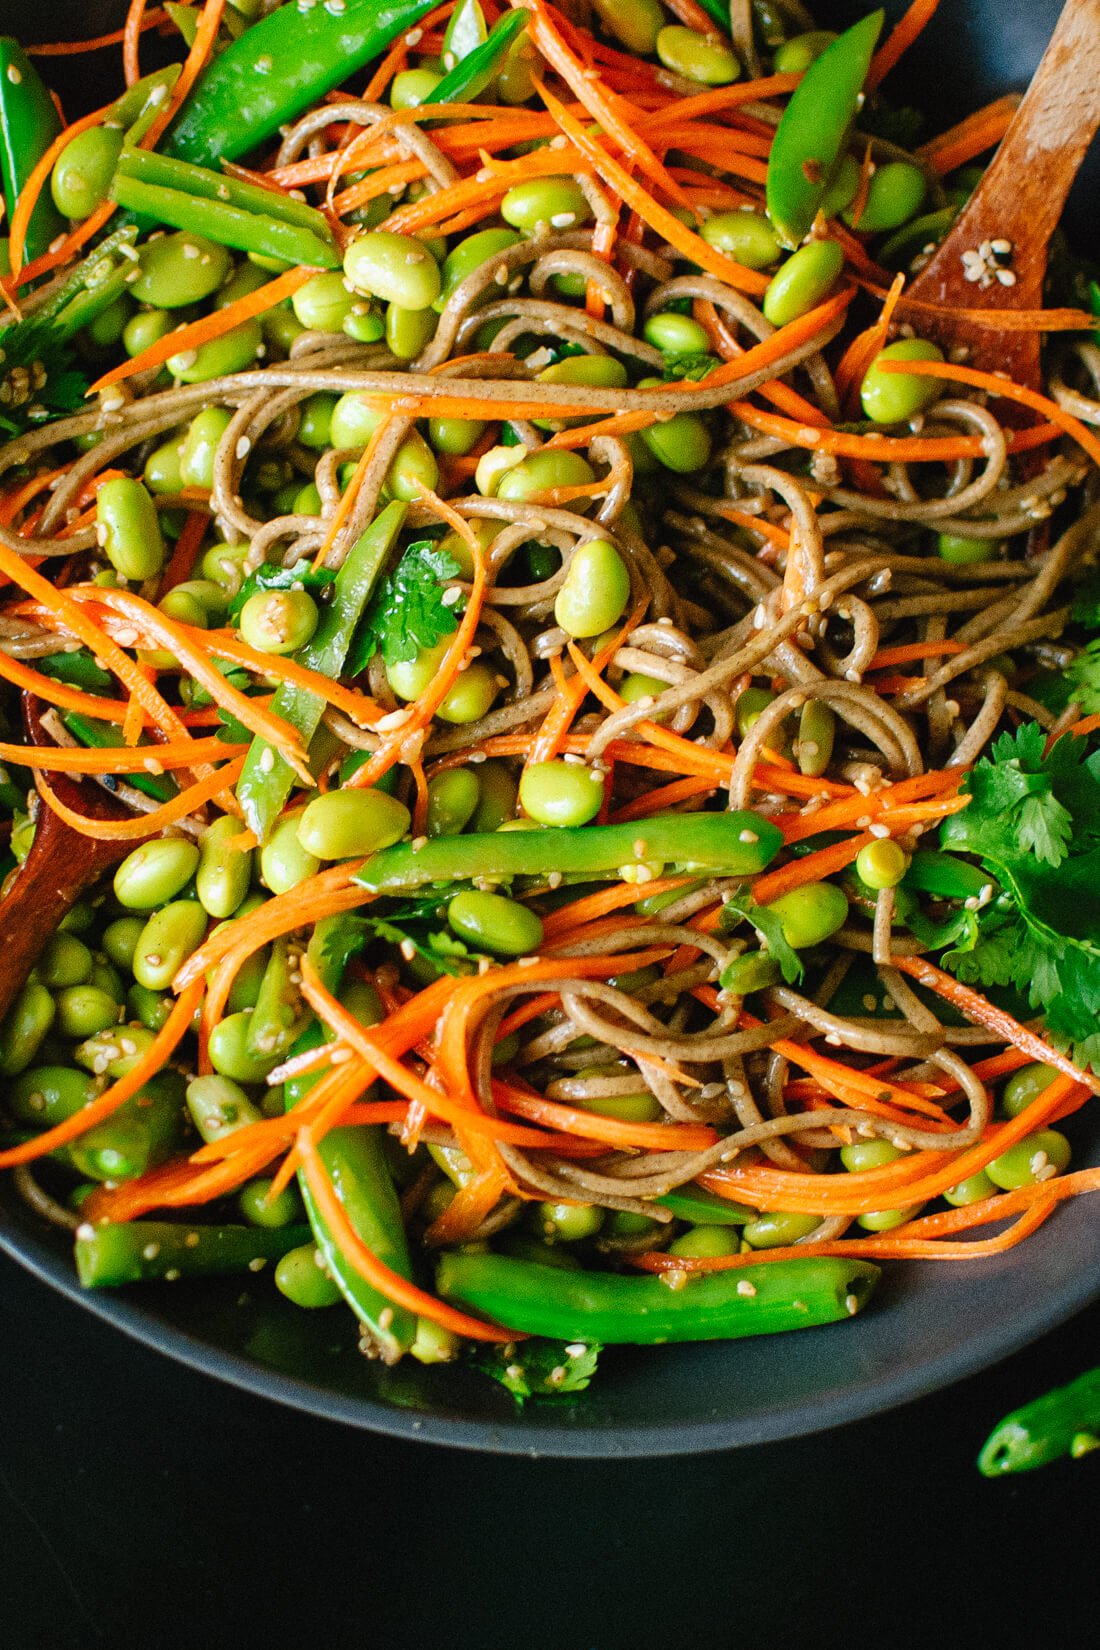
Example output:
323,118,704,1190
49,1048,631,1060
663,351,720,383
1064,639,1100,714
346,541,462,675
720,889,804,984
0,318,88,438
942,723,1087,868
469,1338,600,1403
228,559,335,623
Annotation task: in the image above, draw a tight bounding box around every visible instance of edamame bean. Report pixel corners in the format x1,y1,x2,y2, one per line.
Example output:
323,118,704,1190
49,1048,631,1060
943,1170,997,1207
196,815,254,919
427,768,481,838
343,230,441,310
36,933,92,989
387,638,448,702
102,916,145,971
840,1138,906,1172
260,808,321,894
202,540,250,594
114,838,200,910
447,889,544,956
762,238,844,326
167,317,263,383
572,1065,662,1122
329,392,383,452
470,760,518,832
159,586,209,628
773,30,837,71
502,177,591,234
215,260,270,309
860,338,944,424
498,449,596,507
643,312,711,354
857,1204,922,1232
239,1176,302,1229
0,982,56,1077
96,477,166,582
86,295,133,352
519,760,604,826
846,162,926,234
74,1024,155,1080
657,25,740,85
937,531,994,565
123,306,175,358
428,415,487,457
178,406,232,490
207,1010,279,1083
8,1064,97,1127
819,152,861,219
297,788,411,860
554,539,631,638
292,270,354,333
437,227,521,310
640,410,712,473
296,392,337,452
239,588,319,655
186,1073,262,1143
384,431,439,502
619,672,668,710
385,300,437,360
763,881,849,949
855,838,909,890
590,0,663,52
132,900,208,992
51,125,124,219
742,1209,822,1247
127,983,171,1032
142,438,184,496
701,208,781,269
1002,1062,1060,1118
275,1242,343,1307
537,354,628,391
668,1225,740,1258
390,67,443,108
796,699,835,777
474,442,528,497
533,1201,604,1242
987,1128,1072,1190
263,302,304,354
55,986,120,1040
131,232,231,308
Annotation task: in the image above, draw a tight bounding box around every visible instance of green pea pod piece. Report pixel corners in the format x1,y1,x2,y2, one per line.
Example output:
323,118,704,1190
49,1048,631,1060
979,1367,1100,1475
111,175,340,270
357,811,783,893
900,849,993,902
111,64,183,141
425,11,529,108
245,936,309,1060
23,225,140,341
163,0,441,168
0,38,65,265
765,10,884,248
655,1186,754,1225
76,1217,312,1287
115,144,338,237
442,0,488,65
236,499,406,842
436,1252,879,1343
61,712,176,803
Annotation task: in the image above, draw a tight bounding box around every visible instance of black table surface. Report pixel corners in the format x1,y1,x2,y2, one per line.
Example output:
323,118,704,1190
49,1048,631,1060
1,1246,1097,1650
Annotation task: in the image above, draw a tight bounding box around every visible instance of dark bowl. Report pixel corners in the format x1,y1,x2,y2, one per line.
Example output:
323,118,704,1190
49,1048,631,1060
1,0,1097,1457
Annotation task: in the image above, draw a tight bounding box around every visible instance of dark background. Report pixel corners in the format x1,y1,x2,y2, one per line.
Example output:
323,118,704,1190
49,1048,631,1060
2,3,1100,1646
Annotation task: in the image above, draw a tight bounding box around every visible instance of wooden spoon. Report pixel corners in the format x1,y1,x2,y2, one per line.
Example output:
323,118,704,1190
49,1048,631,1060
901,0,1100,387
0,695,151,1023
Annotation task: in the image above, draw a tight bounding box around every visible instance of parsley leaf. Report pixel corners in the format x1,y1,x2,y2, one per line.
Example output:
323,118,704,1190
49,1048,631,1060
0,318,88,438
469,1338,601,1403
719,889,804,984
347,541,462,675
228,560,335,623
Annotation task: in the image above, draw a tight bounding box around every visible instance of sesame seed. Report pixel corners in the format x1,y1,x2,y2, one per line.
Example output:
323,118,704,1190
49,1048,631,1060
845,1293,860,1316
738,829,758,844
236,436,252,461
869,822,890,839
736,1279,757,1297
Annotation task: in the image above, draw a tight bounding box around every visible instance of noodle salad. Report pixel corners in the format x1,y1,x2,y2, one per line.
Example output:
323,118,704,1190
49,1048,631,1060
1,0,1099,1399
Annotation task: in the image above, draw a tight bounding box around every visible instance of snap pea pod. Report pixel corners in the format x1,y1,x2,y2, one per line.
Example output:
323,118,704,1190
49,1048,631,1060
163,0,440,168
979,1366,1100,1475
237,499,406,842
0,37,65,265
436,1252,880,1343
900,849,994,901
110,64,183,142
357,811,784,892
114,145,339,241
425,10,529,107
60,712,177,804
111,176,340,271
765,11,883,247
284,994,417,1361
36,651,113,693
75,1217,312,1288
655,1186,754,1225
11,225,140,339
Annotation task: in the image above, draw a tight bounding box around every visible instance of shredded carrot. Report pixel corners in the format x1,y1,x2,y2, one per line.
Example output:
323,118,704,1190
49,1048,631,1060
0,733,242,773
919,94,1020,174
141,0,228,152
530,603,643,764
29,11,168,55
834,270,905,408
728,399,1062,462
89,266,316,394
492,1079,719,1152
6,103,113,277
422,1165,513,1248
36,758,244,841
868,0,941,89
750,831,876,904
123,0,149,84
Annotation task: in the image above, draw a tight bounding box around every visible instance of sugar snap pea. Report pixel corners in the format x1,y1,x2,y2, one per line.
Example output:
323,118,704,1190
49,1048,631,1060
765,11,883,248
436,1252,880,1342
76,1217,312,1288
979,1367,1100,1475
0,37,65,265
358,811,783,892
424,10,528,108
